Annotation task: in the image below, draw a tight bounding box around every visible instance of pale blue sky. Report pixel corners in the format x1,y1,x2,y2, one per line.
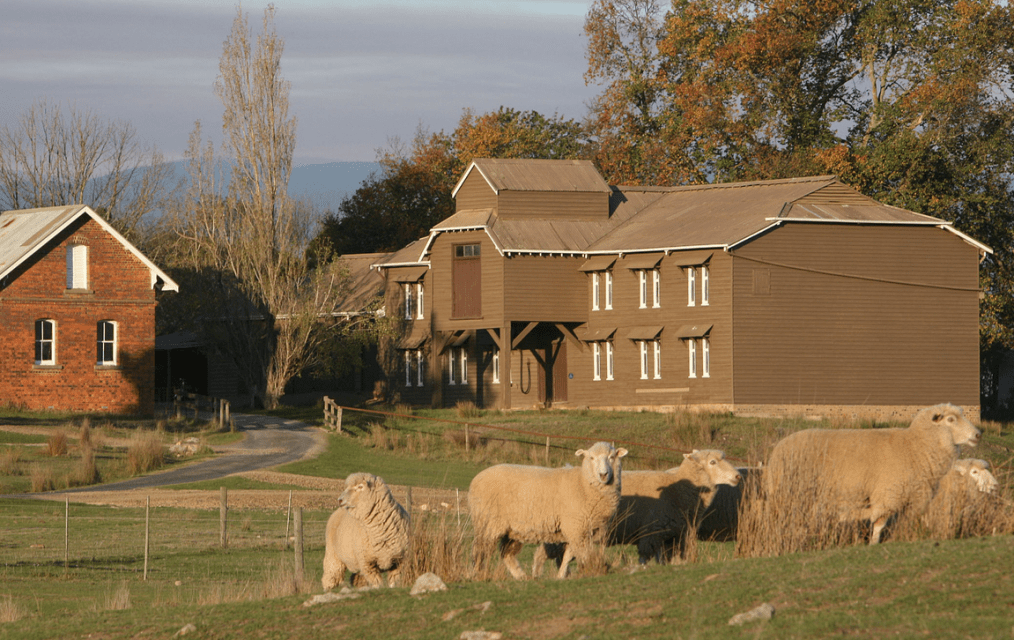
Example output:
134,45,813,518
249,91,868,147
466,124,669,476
2,0,598,164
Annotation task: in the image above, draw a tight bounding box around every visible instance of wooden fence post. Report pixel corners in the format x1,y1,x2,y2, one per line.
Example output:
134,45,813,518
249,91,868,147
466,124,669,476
144,496,150,581
220,487,228,549
284,490,292,549
64,496,69,570
294,508,304,585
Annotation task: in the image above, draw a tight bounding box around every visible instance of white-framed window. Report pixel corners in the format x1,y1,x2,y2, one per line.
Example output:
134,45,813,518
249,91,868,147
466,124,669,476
638,271,648,309
416,282,425,319
96,320,117,365
702,265,710,306
592,272,600,311
404,351,413,387
66,244,88,289
702,337,711,378
653,340,662,379
606,341,614,380
652,269,661,308
403,283,414,320
34,319,56,365
593,342,602,381
605,271,613,310
460,347,468,384
688,339,697,378
639,340,649,379
492,349,500,384
416,349,426,386
448,349,457,385
687,267,696,307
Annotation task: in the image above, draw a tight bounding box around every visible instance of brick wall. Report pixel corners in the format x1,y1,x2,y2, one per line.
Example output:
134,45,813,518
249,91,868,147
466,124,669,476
0,217,158,415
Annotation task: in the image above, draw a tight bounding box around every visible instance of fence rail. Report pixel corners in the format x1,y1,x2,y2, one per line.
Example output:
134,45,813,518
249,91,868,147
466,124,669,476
174,391,232,430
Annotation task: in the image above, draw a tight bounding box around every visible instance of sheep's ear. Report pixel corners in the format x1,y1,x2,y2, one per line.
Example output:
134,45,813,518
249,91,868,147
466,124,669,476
692,449,700,454
615,448,628,458
575,449,586,458
683,452,691,461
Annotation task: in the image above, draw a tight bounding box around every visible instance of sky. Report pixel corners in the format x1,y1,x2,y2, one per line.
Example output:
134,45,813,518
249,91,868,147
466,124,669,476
2,0,599,166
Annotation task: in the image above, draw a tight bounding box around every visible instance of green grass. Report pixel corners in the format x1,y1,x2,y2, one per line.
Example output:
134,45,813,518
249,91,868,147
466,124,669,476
0,433,46,445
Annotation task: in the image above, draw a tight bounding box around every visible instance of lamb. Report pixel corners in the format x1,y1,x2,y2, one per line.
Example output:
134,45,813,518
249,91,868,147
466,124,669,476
614,450,742,563
763,403,981,544
923,458,1000,537
322,472,410,590
468,441,627,579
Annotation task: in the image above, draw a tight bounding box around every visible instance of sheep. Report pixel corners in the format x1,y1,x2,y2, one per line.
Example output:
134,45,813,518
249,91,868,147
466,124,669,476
321,472,410,590
763,403,981,544
468,441,627,580
534,450,741,571
923,458,1000,538
695,467,759,542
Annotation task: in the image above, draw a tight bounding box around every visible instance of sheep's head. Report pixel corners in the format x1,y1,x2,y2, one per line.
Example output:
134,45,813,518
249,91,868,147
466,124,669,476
953,459,999,494
576,441,628,487
925,403,980,448
338,472,384,512
683,449,742,487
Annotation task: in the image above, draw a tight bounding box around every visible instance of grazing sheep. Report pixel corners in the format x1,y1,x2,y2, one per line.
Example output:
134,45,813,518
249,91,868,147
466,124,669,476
322,472,410,590
764,403,981,544
923,458,999,537
695,467,759,542
468,441,627,579
535,450,742,571
614,450,742,563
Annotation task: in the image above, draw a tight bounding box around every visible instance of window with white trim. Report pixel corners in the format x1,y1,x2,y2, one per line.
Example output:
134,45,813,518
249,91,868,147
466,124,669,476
652,269,661,308
492,349,500,384
66,244,88,289
638,271,648,309
593,343,602,381
688,339,697,378
702,337,711,378
416,282,425,319
96,320,117,365
687,267,696,307
653,340,662,379
35,319,56,365
460,347,468,384
606,341,614,380
416,350,426,386
592,272,600,311
639,340,649,379
403,283,414,320
701,265,710,306
405,351,413,387
448,349,457,385
605,271,613,310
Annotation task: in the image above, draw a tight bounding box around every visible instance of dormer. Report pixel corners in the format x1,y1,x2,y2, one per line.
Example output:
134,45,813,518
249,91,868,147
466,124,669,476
451,158,612,221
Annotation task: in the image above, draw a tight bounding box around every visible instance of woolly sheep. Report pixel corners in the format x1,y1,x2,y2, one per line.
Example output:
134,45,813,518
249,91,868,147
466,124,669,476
614,450,742,563
695,467,758,542
468,441,627,579
923,458,999,537
322,472,410,590
764,403,980,544
535,450,741,572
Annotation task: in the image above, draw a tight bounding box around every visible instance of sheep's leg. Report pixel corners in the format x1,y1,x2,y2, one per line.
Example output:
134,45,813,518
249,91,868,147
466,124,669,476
321,550,347,591
532,544,547,577
556,544,575,579
386,564,402,588
500,539,527,580
360,565,384,588
869,515,888,544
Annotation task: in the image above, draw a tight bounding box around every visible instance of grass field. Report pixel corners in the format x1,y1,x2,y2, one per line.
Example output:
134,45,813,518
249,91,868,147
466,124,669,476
1,404,1013,639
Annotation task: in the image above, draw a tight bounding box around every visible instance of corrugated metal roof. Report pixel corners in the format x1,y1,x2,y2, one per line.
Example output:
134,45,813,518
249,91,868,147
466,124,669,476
0,204,179,291
433,208,494,231
334,253,387,312
452,158,612,197
390,265,429,283
372,237,429,268
625,326,664,340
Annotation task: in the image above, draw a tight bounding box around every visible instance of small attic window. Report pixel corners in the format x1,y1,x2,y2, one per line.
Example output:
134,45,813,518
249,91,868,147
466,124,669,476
66,244,88,290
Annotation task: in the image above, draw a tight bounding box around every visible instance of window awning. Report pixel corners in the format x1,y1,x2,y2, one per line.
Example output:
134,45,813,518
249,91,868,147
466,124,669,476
580,327,616,342
391,266,428,283
675,252,714,268
624,253,664,270
675,324,713,339
578,255,617,272
397,325,430,349
626,326,664,340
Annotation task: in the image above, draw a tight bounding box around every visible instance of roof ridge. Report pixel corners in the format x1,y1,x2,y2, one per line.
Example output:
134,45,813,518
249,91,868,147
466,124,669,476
614,175,837,193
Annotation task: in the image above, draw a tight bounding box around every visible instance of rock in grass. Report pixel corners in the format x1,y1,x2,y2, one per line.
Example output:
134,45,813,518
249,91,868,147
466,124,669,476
728,602,775,625
173,623,197,637
410,572,447,595
460,632,502,640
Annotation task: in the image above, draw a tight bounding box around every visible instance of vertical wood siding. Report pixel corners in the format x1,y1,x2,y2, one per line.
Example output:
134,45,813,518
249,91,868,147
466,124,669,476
730,224,981,406
455,173,497,212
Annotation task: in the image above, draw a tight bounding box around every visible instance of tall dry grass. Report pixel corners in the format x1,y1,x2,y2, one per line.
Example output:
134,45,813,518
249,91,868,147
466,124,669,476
0,447,24,476
29,464,55,493
127,430,165,475
0,595,27,624
70,444,101,487
45,431,68,457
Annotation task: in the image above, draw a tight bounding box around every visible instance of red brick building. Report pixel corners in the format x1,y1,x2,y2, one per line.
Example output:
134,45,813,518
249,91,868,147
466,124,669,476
0,205,178,415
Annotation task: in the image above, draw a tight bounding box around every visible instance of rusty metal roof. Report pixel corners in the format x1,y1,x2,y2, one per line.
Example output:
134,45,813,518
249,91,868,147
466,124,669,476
0,204,179,291
452,158,612,197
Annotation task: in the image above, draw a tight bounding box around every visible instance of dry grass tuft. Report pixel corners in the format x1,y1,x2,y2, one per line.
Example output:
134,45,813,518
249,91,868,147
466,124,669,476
127,430,165,475
666,410,719,450
0,596,27,624
29,464,55,493
104,581,131,611
403,508,472,584
455,401,482,420
0,448,24,476
70,444,101,487
45,431,68,457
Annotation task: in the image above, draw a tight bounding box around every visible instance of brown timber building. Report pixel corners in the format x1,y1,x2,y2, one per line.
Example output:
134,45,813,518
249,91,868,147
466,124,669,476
376,159,990,421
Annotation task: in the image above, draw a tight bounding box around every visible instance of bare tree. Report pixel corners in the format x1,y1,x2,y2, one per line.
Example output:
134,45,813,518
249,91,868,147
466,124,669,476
0,99,172,242
165,5,355,408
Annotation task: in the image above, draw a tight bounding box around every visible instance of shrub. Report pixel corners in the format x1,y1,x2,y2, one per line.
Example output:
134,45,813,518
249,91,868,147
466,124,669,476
127,430,165,475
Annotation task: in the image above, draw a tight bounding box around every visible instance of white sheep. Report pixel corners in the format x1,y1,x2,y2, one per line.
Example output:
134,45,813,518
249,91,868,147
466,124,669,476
764,403,981,544
322,472,410,590
923,458,1000,537
695,467,758,542
614,450,742,563
468,441,627,580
